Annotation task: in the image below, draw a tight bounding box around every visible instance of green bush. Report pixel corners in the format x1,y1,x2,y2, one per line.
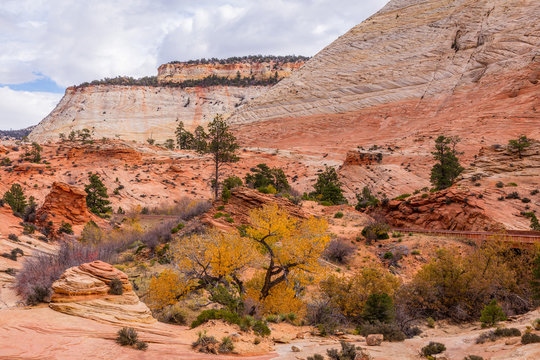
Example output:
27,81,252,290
394,193,411,200
311,167,346,205
171,223,185,234
58,221,74,235
252,320,271,337
480,300,506,327
327,340,369,360
494,327,521,337
421,342,446,357
334,211,344,219
495,181,504,188
214,212,224,219
191,309,241,328
464,356,483,360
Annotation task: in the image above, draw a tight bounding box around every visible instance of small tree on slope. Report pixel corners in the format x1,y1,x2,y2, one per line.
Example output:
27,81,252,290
85,173,112,216
430,135,464,190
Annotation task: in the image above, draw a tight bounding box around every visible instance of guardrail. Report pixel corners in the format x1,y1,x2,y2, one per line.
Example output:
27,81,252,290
391,227,540,247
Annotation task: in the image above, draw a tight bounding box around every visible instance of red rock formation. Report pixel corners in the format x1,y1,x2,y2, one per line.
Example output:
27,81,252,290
203,186,308,229
379,187,503,231
35,182,94,235
342,150,384,166
49,260,155,324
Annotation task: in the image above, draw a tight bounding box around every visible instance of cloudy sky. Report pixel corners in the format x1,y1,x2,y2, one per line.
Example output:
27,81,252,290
0,0,389,130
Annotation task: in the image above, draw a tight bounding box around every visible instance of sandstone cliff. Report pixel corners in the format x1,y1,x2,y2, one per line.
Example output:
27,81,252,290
29,85,265,143
158,59,305,84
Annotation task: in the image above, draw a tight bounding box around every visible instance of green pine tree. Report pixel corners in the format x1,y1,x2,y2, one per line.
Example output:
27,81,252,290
199,114,239,199
3,183,27,214
430,135,464,190
85,173,112,216
508,135,531,159
363,292,395,323
193,125,208,152
175,121,194,149
311,167,346,204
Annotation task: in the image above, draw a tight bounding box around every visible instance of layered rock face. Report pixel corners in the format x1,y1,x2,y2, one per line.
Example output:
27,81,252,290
158,60,305,84
35,181,95,235
29,85,265,143
49,261,155,325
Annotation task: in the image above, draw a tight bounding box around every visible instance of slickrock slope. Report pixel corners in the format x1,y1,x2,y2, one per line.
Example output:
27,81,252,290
49,260,156,325
233,0,539,125
158,60,305,83
29,84,265,143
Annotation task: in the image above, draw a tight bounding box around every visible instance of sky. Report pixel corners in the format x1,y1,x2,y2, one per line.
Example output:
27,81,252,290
0,0,389,130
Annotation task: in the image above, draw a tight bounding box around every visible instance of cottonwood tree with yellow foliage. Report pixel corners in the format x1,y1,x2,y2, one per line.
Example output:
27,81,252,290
148,204,330,315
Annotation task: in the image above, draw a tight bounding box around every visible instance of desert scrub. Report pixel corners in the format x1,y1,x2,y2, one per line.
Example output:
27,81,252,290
334,211,344,219
218,336,234,353
521,333,540,344
421,342,446,357
108,278,124,295
116,327,148,350
192,331,219,354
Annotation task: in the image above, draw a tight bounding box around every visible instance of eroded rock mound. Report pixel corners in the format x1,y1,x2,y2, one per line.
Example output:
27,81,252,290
49,260,155,325
380,187,503,231
35,182,94,235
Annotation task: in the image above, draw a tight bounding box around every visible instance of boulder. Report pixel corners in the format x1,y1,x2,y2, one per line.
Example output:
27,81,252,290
49,260,155,325
366,334,384,346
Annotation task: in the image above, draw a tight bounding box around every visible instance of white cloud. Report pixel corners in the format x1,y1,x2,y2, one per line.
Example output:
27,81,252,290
0,87,62,129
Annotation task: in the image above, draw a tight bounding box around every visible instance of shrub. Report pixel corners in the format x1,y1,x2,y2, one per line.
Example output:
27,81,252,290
116,327,138,346
1,248,24,261
191,309,241,328
361,221,390,242
394,193,411,200
522,197,531,203
192,331,219,354
8,233,19,241
464,356,484,360
383,252,393,259
306,299,347,336
58,222,74,235
533,318,540,330
480,300,506,327
496,181,504,188
521,333,540,344
327,340,369,360
307,355,324,360
506,191,520,199
3,183,27,214
494,327,521,337
426,317,435,328
355,187,379,209
26,285,50,305
219,336,234,353
252,320,271,337
214,212,224,219
334,211,344,219
421,342,446,357
257,184,277,194
135,341,148,351
158,304,187,325
323,239,355,264
358,321,405,342
170,223,185,234
108,278,124,295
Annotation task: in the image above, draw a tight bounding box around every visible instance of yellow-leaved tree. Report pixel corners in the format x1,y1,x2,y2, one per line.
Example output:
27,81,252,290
147,204,330,315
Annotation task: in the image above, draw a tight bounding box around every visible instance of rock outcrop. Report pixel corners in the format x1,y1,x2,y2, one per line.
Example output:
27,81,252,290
29,84,265,143
380,187,503,231
35,182,94,235
49,261,155,325
203,186,308,228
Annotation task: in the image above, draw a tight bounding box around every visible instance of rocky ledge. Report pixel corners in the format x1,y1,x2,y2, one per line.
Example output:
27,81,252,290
49,260,155,325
